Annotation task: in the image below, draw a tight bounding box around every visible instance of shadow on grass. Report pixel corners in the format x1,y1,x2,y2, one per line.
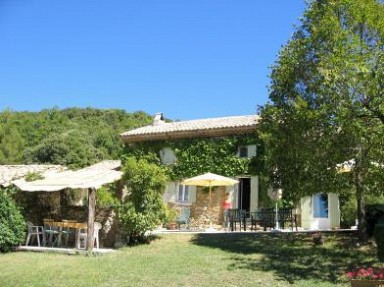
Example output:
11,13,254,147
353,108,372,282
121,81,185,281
190,232,378,284
125,234,161,246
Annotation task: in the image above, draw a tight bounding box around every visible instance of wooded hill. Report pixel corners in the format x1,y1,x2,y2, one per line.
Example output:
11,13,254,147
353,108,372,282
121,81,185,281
0,108,152,168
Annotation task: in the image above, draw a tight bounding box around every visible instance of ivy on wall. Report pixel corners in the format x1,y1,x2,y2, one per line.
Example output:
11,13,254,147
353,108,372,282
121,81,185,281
171,138,250,180
124,135,257,181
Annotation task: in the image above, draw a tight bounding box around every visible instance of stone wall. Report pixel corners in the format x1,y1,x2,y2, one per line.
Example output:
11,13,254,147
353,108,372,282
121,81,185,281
190,186,226,226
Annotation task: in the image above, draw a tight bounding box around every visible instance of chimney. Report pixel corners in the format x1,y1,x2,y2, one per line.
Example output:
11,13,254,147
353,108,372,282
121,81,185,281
153,113,165,126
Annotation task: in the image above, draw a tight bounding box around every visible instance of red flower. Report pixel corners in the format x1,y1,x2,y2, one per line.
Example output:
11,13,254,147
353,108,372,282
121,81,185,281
347,267,384,280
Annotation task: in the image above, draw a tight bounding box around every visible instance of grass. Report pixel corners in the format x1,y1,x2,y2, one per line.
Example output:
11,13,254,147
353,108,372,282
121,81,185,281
0,231,381,287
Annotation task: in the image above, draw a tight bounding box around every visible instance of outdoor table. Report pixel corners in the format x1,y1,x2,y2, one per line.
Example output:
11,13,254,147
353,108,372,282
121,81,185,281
50,221,87,248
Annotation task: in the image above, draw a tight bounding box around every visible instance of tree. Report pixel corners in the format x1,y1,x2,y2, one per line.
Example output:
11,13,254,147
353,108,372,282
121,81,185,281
0,110,25,164
0,108,152,167
258,0,384,241
24,131,107,169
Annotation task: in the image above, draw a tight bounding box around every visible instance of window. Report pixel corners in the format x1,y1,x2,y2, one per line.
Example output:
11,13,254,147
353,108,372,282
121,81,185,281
313,193,328,218
238,146,248,158
178,185,189,202
159,148,177,165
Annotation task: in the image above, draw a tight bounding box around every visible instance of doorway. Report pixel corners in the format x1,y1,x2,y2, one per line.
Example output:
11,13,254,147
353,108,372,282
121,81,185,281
312,193,330,229
238,178,251,213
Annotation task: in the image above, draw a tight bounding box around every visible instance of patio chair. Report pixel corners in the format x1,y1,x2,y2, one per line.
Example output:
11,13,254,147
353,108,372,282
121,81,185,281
61,219,77,247
228,209,246,231
249,210,263,231
43,218,61,247
25,221,44,247
176,207,190,229
77,222,102,249
278,208,298,231
260,208,276,231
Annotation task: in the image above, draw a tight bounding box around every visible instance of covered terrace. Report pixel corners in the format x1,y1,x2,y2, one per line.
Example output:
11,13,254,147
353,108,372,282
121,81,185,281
8,160,123,252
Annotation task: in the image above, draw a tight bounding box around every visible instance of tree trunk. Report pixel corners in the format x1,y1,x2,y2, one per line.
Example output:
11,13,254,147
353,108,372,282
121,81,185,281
355,170,368,242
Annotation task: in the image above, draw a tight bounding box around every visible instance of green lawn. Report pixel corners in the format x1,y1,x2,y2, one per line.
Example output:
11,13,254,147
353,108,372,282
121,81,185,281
0,232,381,287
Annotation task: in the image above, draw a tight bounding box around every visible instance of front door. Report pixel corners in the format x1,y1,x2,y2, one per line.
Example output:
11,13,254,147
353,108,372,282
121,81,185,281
238,178,251,213
312,193,330,229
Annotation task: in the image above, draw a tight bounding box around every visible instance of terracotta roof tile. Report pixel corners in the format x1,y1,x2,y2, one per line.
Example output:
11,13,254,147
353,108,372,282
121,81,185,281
121,114,260,143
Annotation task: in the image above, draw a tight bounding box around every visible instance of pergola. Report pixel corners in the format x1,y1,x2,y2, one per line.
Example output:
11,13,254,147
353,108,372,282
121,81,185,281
12,160,123,251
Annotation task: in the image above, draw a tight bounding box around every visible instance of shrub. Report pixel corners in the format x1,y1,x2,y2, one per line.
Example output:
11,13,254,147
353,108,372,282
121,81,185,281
118,156,168,244
366,204,384,238
0,189,26,252
339,195,357,229
374,223,384,262
118,203,159,244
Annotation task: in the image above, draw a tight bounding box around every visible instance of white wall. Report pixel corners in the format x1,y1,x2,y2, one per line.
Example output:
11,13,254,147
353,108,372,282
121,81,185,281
250,176,259,211
300,193,340,230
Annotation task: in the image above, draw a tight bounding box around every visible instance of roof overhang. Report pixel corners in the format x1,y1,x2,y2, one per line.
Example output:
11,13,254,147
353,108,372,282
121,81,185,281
121,115,259,143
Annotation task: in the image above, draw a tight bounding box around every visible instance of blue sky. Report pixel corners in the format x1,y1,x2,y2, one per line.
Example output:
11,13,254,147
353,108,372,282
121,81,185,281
0,1,305,121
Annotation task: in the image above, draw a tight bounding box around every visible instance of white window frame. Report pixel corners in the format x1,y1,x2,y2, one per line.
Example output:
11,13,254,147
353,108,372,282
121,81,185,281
237,145,257,158
177,184,189,203
238,146,248,158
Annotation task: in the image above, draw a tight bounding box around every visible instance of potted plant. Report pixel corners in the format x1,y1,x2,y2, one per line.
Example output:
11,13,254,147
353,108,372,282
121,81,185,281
347,267,384,287
165,207,178,230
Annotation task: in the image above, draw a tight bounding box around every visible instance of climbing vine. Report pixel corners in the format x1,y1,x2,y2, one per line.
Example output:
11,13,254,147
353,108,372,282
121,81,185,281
124,135,257,181
171,138,250,180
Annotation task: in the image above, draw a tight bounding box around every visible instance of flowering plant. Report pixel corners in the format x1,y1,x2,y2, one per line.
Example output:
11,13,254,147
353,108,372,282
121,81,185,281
347,267,384,280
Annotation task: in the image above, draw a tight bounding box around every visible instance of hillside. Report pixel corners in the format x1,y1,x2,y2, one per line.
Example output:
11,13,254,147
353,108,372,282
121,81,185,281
0,107,152,168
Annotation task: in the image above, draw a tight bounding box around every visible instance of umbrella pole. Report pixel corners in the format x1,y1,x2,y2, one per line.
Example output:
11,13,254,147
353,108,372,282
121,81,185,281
209,185,212,228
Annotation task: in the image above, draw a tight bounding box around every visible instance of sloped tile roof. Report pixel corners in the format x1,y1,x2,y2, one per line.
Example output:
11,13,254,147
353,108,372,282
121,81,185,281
121,114,260,143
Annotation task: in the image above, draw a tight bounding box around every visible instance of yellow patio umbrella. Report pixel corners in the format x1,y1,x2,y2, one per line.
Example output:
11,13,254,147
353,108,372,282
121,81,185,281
336,159,355,173
181,172,239,229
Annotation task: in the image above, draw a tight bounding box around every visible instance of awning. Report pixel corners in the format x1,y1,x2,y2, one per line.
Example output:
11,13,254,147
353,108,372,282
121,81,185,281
13,160,123,192
0,165,65,187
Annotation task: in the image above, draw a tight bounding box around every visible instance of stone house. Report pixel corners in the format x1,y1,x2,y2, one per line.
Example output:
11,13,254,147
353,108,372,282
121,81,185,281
121,113,340,230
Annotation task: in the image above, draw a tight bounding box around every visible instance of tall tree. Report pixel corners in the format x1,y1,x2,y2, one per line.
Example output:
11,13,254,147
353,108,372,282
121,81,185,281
258,0,384,241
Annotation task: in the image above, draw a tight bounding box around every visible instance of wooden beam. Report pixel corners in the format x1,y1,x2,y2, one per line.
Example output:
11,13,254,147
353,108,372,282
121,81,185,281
87,187,96,251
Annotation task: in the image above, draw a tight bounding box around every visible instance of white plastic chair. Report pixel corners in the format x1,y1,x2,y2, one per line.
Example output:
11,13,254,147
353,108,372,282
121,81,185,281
77,222,102,249
25,221,44,247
